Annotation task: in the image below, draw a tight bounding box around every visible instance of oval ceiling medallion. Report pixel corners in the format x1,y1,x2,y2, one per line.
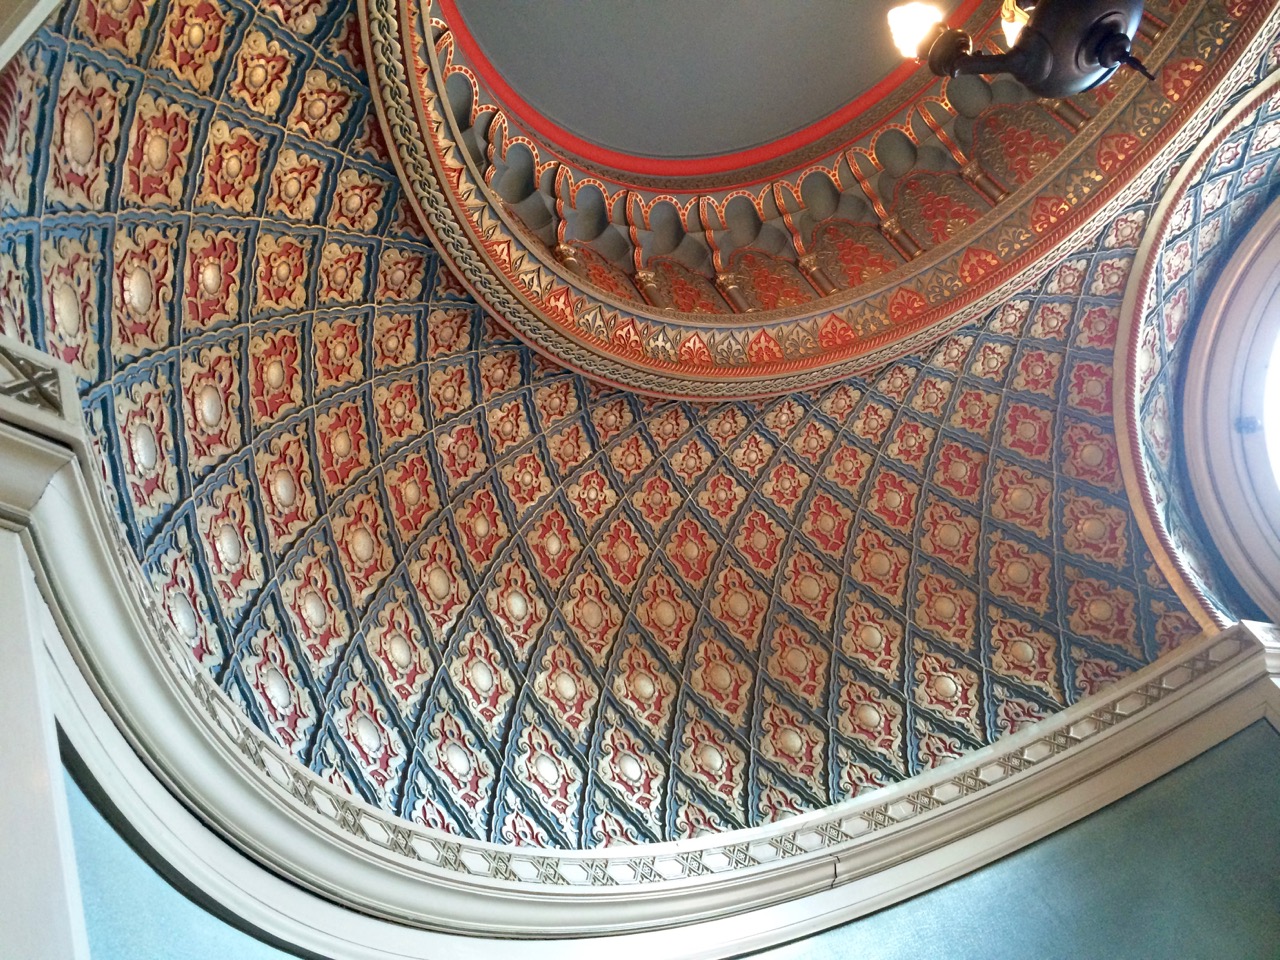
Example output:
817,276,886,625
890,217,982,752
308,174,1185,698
364,0,1262,397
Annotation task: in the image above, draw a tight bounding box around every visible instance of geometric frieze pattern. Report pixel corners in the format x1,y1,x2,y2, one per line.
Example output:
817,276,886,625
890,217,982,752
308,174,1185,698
0,0,1259,849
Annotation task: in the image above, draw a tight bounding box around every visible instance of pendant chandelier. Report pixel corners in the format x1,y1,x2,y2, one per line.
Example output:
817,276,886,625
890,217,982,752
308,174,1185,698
888,0,1154,98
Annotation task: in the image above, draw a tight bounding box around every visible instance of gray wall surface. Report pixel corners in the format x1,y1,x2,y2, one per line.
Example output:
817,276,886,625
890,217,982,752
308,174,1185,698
64,722,1280,959
754,721,1280,960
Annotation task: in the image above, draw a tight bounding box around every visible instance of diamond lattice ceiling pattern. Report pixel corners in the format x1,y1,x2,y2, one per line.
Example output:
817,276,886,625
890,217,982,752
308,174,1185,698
0,0,1276,849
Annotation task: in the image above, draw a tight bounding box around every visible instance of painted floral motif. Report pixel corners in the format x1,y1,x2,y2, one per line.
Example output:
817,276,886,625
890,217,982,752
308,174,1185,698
373,312,416,370
367,594,433,711
115,372,179,522
1066,572,1139,656
691,634,754,725
568,468,615,528
181,343,239,469
152,0,230,92
679,711,747,815
612,643,677,736
989,610,1062,702
766,622,829,709
76,0,158,56
198,121,265,213
456,485,508,572
248,326,303,421
424,704,494,834
987,534,1053,615
782,549,838,630
315,400,369,492
530,642,595,742
266,148,324,220
451,618,515,734
153,535,221,668
836,672,904,770
384,452,438,538
1062,493,1128,569
183,229,241,331
261,0,329,35
1061,420,1121,492
411,533,470,642
255,233,311,312
760,696,825,794
0,52,42,216
597,723,664,831
112,224,176,357
913,644,983,740
514,717,583,834
242,617,316,757
853,527,910,605
335,675,406,799
48,61,124,209
290,68,353,142
314,317,363,389
330,167,386,232
812,221,899,286
197,475,263,618
282,543,349,674
333,490,393,604
123,93,193,207
561,568,621,666
919,498,978,574
40,233,101,380
254,427,315,553
229,30,293,116
0,247,29,342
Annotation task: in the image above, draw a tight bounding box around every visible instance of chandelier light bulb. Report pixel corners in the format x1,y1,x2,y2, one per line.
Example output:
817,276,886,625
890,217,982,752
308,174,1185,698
1001,16,1025,47
1000,0,1030,48
887,2,945,59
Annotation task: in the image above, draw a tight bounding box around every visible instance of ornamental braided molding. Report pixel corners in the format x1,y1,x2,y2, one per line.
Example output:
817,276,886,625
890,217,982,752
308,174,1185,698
361,0,1279,398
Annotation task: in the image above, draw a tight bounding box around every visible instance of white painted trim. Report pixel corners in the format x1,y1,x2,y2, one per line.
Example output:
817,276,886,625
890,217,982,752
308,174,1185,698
0,531,91,960
0,0,64,68
1182,197,1280,623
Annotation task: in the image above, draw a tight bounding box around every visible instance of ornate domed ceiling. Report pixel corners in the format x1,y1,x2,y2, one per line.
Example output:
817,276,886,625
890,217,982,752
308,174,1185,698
363,0,1261,396
1,0,1278,855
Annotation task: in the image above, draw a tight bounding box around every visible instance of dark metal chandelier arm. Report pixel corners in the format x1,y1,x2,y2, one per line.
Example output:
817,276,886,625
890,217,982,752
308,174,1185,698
899,0,1150,99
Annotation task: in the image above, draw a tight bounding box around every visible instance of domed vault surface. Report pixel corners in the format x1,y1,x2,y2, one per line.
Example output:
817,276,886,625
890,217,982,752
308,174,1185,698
367,0,1266,396
0,0,1277,852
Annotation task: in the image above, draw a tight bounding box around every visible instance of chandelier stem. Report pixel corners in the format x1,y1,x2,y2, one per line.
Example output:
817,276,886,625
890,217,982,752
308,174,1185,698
1122,54,1157,82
